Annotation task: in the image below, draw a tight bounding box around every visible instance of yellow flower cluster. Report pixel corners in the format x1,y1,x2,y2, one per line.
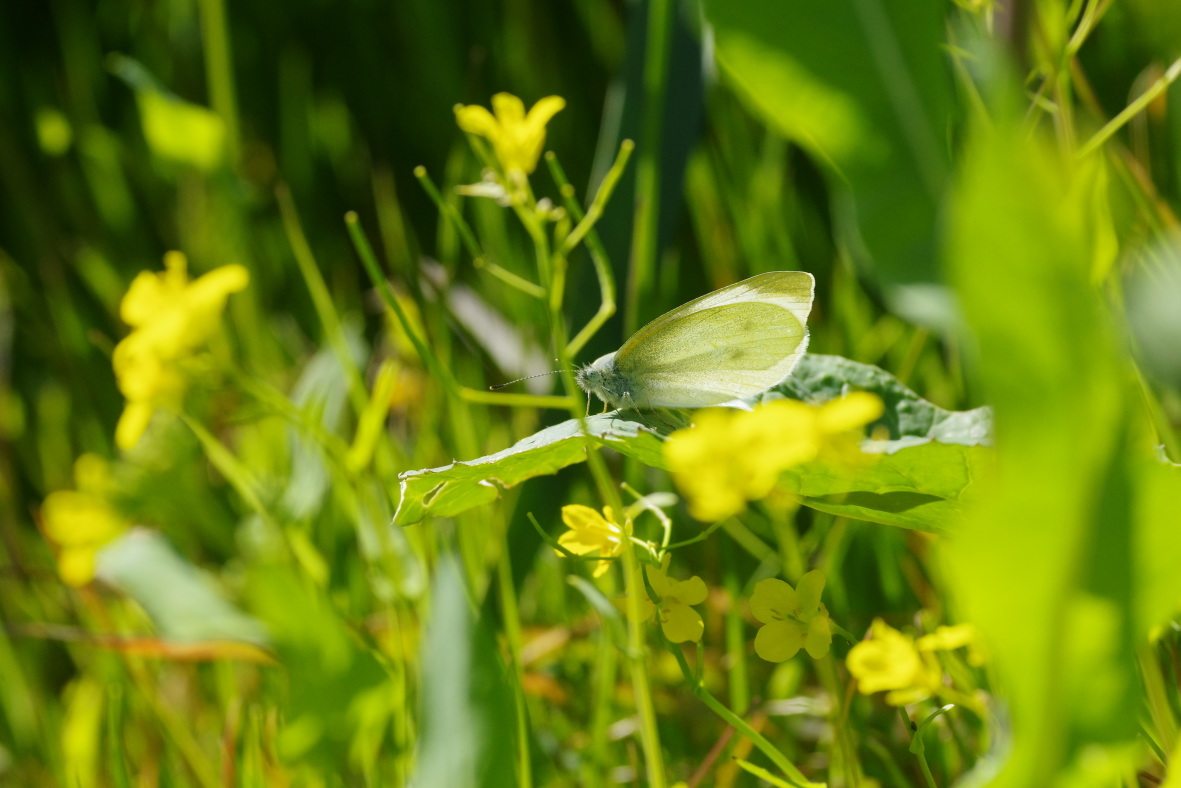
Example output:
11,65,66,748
113,252,249,449
556,504,627,577
638,554,708,644
664,393,884,521
40,455,128,587
750,570,832,661
846,619,981,706
454,93,565,176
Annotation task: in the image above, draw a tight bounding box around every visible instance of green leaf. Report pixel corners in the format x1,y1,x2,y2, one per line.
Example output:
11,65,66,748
941,120,1156,783
96,529,267,646
703,0,954,326
394,412,675,525
413,558,517,788
396,355,990,531
766,353,992,447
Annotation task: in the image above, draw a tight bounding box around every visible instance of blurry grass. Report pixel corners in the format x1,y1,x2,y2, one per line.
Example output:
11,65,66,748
0,0,1180,786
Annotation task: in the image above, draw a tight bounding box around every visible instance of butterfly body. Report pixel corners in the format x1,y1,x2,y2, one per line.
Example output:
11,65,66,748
576,271,815,410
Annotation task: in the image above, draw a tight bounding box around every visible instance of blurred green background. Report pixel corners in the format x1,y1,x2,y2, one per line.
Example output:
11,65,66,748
3,0,1181,785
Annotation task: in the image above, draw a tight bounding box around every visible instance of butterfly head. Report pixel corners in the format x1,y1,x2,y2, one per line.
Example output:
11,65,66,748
575,352,631,410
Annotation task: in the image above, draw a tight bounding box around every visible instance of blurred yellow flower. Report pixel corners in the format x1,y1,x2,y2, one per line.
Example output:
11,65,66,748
750,570,832,661
918,623,986,666
113,251,249,449
847,618,943,706
622,555,707,644
454,93,565,175
41,455,128,587
664,393,883,521
557,504,626,577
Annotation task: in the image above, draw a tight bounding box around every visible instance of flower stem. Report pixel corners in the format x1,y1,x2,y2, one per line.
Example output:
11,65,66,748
625,0,673,334
666,641,811,785
621,540,667,787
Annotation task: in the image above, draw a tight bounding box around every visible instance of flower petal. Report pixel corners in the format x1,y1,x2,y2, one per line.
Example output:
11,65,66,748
42,491,125,545
661,602,704,644
561,504,608,532
754,619,806,662
846,619,924,694
917,623,976,652
57,545,97,587
796,570,826,617
672,575,708,606
749,578,798,624
490,93,526,126
817,392,883,434
804,614,832,659
523,96,566,130
115,401,155,450
454,104,500,137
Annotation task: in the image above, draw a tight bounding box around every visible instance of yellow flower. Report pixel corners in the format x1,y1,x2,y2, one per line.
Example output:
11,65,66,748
454,93,566,175
750,570,832,661
918,623,986,666
623,555,707,644
40,455,128,587
664,393,883,521
557,504,626,577
112,251,249,449
847,619,943,706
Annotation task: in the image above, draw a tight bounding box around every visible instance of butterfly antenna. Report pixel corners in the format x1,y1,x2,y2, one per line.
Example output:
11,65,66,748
489,370,564,391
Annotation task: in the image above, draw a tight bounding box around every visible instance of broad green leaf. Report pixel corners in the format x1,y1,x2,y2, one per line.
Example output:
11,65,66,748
941,119,1152,785
765,353,992,447
396,355,990,531
413,559,517,788
703,0,954,326
96,529,267,646
394,412,673,525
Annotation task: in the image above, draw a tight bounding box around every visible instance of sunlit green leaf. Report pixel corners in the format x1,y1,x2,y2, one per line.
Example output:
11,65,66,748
396,354,990,531
413,559,517,788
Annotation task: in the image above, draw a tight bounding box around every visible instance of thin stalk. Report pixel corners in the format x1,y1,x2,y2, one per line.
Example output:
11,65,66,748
666,640,811,785
1077,58,1181,159
542,228,662,784
345,213,574,410
276,185,369,417
558,140,634,257
545,149,623,357
621,542,667,787
625,0,673,334
415,167,544,298
496,537,533,787
196,0,239,165
1140,643,1178,757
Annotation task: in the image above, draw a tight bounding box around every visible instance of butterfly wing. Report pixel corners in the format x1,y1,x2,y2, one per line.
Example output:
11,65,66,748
614,272,814,408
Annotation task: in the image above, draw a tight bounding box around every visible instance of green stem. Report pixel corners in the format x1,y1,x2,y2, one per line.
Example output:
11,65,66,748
196,0,239,165
621,542,667,787
625,0,673,334
1139,643,1178,757
346,212,575,410
545,149,627,358
666,641,811,785
276,185,369,417
1077,58,1181,159
414,166,484,261
496,537,533,787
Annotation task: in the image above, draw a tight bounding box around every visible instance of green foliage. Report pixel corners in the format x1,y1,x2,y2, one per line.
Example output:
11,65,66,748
3,0,1181,786
398,354,990,531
